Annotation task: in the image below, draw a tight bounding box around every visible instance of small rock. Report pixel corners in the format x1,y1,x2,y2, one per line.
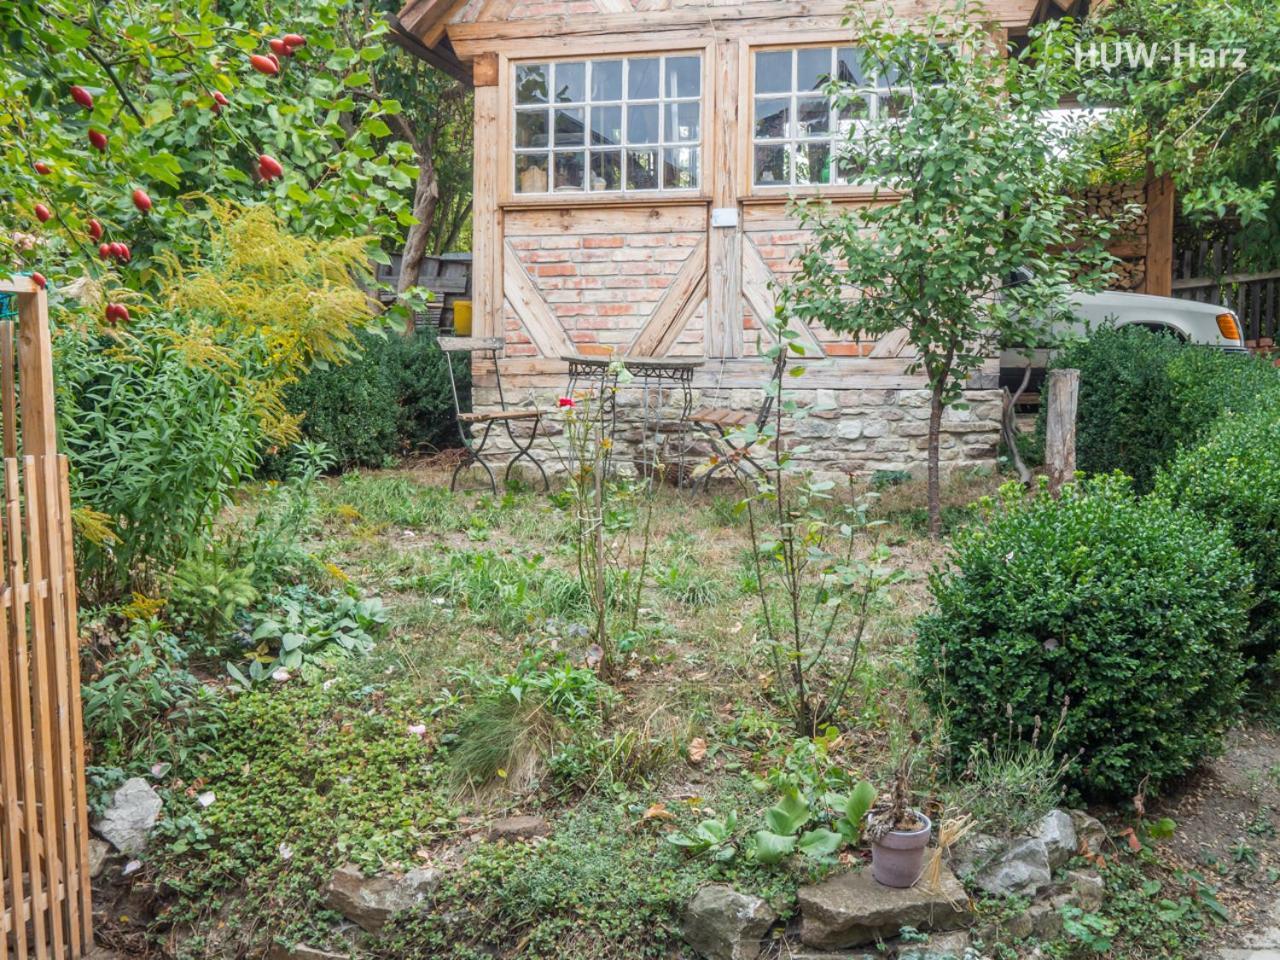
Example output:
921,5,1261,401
1027,895,1073,939
1069,810,1107,855
798,866,971,949
486,815,551,842
92,777,162,857
1062,869,1105,911
267,945,350,960
88,838,111,879
323,863,441,933
898,930,972,960
1035,810,1077,870
970,838,1051,898
682,884,776,960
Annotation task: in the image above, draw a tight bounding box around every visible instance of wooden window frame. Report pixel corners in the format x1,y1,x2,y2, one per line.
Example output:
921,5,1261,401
739,34,907,202
501,42,714,208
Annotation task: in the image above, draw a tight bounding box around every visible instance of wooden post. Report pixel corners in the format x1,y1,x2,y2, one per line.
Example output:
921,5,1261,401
706,38,742,358
1045,368,1080,495
471,53,502,340
1145,170,1175,298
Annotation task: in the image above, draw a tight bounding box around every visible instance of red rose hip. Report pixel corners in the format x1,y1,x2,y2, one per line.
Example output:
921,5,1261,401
257,154,284,181
88,129,108,151
88,219,104,241
132,188,152,213
70,85,93,110
34,203,52,223
249,54,279,75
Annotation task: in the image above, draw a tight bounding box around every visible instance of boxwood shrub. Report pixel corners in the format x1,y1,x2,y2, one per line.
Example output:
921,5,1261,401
1036,327,1280,492
916,475,1251,801
284,329,467,470
1156,409,1280,684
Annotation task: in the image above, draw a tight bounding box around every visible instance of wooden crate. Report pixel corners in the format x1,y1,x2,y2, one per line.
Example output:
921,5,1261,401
0,278,92,959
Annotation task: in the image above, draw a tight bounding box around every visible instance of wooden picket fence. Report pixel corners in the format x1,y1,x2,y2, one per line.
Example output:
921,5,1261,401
0,278,92,959
1173,232,1280,348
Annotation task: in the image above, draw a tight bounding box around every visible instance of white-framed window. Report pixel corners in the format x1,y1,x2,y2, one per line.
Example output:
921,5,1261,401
752,46,907,188
513,55,702,195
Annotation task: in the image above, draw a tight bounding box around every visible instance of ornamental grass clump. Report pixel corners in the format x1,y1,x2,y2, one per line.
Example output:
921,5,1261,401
917,474,1251,802
1156,408,1280,686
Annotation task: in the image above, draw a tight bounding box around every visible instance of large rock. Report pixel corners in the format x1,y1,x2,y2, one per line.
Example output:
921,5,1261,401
1035,810,1078,870
970,838,1051,898
323,864,441,932
92,777,161,856
798,867,971,949
682,884,776,960
1061,869,1105,911
1069,810,1107,855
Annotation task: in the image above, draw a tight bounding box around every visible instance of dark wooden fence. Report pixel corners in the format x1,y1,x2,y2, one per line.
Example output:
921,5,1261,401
1173,233,1280,348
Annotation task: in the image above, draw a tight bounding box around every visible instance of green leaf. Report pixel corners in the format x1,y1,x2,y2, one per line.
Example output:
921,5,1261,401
797,828,843,859
752,830,797,865
764,789,810,836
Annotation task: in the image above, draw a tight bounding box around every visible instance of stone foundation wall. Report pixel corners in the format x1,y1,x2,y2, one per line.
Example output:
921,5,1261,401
465,377,1002,484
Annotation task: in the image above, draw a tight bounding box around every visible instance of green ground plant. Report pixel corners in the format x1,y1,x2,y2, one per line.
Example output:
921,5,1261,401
918,474,1251,801
1156,408,1280,687
445,650,617,794
1036,326,1280,491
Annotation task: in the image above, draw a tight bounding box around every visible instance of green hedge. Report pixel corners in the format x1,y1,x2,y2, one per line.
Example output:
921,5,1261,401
1036,328,1280,491
916,475,1251,801
285,329,467,470
1156,408,1280,684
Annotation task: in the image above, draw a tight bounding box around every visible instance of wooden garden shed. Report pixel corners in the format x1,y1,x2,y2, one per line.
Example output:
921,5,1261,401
391,0,1113,477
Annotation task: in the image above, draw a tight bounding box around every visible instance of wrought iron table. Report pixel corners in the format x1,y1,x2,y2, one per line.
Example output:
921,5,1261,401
561,353,705,483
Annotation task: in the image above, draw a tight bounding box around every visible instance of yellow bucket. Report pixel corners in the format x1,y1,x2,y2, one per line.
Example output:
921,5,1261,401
453,300,473,337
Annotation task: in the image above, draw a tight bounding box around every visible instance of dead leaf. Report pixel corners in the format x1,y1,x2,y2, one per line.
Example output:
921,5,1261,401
688,738,708,763
641,803,675,823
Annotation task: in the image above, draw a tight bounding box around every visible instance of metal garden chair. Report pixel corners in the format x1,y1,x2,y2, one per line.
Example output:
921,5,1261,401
439,336,549,494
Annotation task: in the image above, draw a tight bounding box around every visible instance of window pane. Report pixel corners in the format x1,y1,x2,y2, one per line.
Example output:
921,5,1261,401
591,105,623,147
516,64,549,105
834,151,868,185
754,144,788,185
797,48,834,92
880,91,912,118
837,94,872,126
592,59,623,101
755,50,792,94
878,61,903,89
516,153,549,193
554,151,586,191
590,151,623,191
628,57,660,99
836,47,871,87
555,107,586,147
754,98,790,140
797,96,830,137
626,148,659,190
665,56,701,99
795,142,831,185
666,101,700,143
554,62,585,103
516,109,549,149
663,147,699,189
627,103,659,144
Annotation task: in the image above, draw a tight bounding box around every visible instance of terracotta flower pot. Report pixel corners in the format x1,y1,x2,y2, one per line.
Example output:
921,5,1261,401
869,812,932,888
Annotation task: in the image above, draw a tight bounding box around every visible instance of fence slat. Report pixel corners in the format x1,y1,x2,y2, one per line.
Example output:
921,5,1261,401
5,458,48,960
20,456,65,960
58,456,92,944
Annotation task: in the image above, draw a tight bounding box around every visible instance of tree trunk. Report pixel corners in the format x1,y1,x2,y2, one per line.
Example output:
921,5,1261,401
397,152,441,333
927,382,945,539
1045,368,1081,496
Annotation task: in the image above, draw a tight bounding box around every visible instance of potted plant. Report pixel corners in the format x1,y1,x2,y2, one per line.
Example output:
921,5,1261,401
866,745,931,888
